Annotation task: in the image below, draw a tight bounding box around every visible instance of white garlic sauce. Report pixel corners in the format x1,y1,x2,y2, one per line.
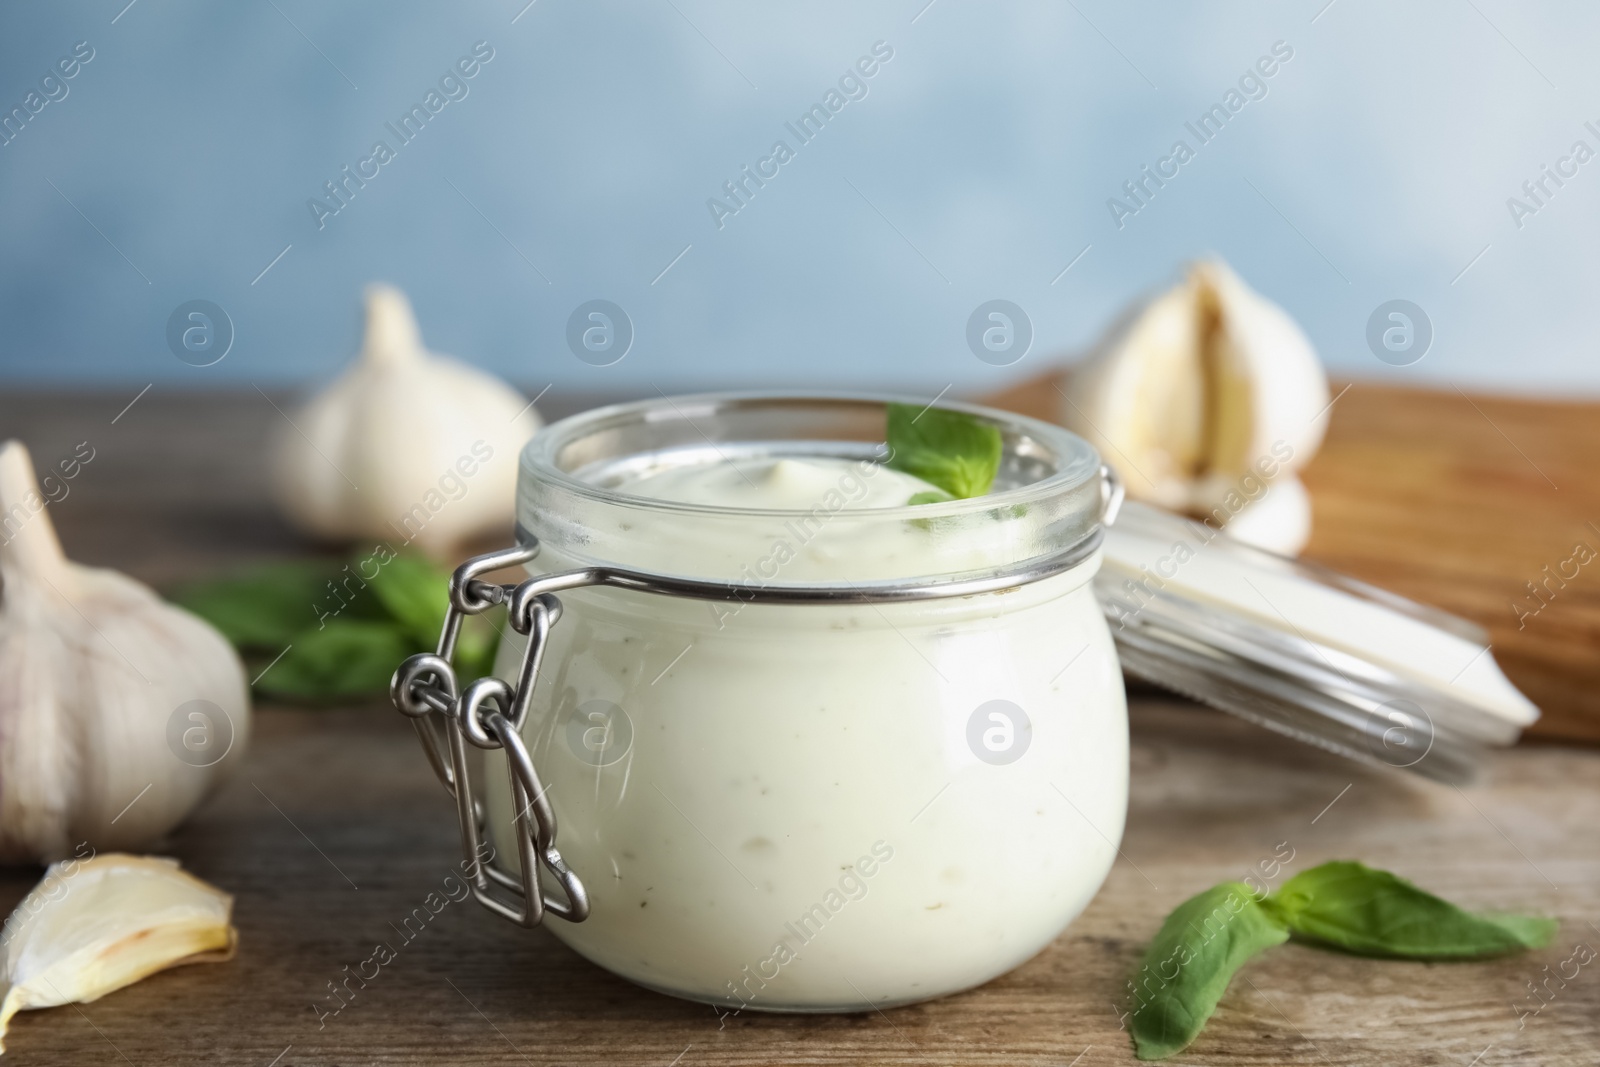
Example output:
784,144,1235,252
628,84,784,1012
486,454,1127,1011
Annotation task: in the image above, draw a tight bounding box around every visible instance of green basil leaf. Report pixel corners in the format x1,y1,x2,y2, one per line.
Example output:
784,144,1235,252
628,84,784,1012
1268,861,1557,959
454,609,504,683
906,490,955,531
1480,912,1564,948
172,561,342,648
173,559,396,649
1130,882,1289,1061
885,402,1002,499
364,554,501,682
178,553,498,702
254,619,416,701
365,554,451,647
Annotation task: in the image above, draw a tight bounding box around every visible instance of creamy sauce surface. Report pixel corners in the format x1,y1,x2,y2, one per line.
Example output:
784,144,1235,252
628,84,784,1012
621,455,938,510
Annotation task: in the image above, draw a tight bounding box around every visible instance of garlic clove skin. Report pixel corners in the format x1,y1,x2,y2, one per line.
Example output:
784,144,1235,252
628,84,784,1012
1213,474,1312,556
1059,260,1329,552
1059,278,1205,510
0,442,249,864
0,854,235,1052
1193,260,1330,480
272,284,541,559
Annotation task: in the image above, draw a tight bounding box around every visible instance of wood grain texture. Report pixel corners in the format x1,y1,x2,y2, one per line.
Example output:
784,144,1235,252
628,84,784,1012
0,388,1594,1065
0,702,1593,1066
983,374,1600,743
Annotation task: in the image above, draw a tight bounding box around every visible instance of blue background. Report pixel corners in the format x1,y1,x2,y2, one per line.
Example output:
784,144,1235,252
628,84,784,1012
0,1,1594,397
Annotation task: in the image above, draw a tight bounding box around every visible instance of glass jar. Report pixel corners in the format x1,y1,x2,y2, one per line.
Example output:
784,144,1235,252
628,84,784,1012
440,394,1126,1013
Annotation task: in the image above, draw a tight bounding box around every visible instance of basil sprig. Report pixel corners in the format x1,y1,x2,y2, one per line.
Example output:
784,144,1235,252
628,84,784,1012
1129,883,1289,1060
173,553,499,701
1130,861,1557,1060
885,402,1002,500
1269,861,1557,959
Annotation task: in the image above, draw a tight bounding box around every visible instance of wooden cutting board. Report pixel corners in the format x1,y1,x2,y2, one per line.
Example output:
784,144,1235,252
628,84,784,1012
982,374,1600,743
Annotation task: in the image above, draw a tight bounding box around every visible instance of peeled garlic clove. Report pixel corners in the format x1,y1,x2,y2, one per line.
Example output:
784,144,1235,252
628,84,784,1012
0,442,248,863
1210,474,1312,556
1059,260,1329,548
272,284,541,559
0,854,235,1052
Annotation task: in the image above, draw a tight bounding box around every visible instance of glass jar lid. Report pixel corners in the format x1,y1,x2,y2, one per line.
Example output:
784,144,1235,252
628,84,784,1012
1096,501,1538,784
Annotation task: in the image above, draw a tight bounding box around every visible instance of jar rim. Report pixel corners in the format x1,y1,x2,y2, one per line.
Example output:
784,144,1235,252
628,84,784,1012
519,391,1105,521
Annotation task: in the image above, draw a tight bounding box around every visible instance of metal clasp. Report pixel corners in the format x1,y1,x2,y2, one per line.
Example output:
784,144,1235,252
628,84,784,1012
391,545,589,929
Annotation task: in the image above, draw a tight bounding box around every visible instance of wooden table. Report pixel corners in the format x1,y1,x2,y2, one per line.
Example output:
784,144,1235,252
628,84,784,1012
0,388,1595,1066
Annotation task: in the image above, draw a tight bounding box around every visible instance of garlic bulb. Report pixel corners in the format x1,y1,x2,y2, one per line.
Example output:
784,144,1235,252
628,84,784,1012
0,853,235,1052
1219,474,1312,555
271,284,540,559
1059,260,1328,555
0,442,248,863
